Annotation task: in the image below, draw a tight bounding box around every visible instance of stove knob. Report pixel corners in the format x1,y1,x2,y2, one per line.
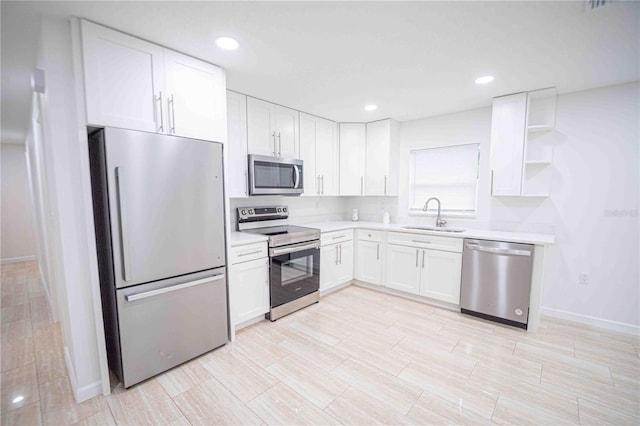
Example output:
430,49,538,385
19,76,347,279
248,209,254,215
283,207,287,213
241,210,246,215
277,207,282,213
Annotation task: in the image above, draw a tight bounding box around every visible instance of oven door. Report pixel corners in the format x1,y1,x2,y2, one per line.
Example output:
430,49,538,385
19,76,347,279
249,154,303,195
269,241,320,307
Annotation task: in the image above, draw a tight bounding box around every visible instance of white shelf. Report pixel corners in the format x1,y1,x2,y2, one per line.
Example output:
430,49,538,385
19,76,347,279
520,193,550,198
527,124,553,132
525,160,552,166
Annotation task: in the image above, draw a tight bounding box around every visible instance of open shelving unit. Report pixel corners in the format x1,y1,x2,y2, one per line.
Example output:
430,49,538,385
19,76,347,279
522,87,557,197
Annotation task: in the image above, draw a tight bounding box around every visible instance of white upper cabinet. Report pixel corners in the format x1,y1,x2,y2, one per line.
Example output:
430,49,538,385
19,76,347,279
490,88,556,197
339,123,366,195
81,20,226,142
365,119,399,196
163,50,226,142
490,93,528,196
226,91,248,197
81,20,164,133
299,112,338,196
247,97,299,158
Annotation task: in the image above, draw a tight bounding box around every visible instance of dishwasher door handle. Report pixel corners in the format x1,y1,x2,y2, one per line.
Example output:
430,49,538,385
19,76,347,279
465,243,531,257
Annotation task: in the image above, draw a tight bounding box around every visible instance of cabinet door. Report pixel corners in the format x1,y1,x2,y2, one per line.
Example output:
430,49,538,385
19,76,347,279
320,244,339,291
164,50,226,142
339,123,366,195
335,241,354,285
316,118,339,195
299,112,318,195
230,258,269,325
490,93,527,196
275,105,300,159
356,240,382,285
365,120,390,195
420,250,462,305
81,20,164,132
385,244,420,295
226,91,248,197
247,97,277,156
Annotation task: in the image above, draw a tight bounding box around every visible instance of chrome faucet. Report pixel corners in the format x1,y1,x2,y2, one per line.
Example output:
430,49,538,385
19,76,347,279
423,197,447,227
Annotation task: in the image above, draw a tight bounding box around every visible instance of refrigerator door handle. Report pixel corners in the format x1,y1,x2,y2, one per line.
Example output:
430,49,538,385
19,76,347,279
116,167,132,282
125,274,225,302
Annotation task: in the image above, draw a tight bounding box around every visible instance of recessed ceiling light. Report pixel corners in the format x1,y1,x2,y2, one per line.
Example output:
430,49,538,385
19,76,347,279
364,104,378,111
12,396,24,404
475,75,495,85
215,37,239,51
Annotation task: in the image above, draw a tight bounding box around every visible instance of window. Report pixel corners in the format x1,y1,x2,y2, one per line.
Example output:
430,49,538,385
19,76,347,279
409,143,480,215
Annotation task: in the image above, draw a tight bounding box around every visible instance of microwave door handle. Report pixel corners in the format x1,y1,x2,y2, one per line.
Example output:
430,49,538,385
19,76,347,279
293,165,300,189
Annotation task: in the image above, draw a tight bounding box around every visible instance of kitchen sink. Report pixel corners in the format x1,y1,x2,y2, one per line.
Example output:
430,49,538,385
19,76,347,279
402,226,466,233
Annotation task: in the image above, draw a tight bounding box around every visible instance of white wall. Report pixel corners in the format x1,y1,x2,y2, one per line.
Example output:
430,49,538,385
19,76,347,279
35,17,105,401
352,82,639,328
1,143,36,261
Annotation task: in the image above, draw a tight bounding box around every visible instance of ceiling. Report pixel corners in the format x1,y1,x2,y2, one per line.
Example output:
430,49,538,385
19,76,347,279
1,1,639,144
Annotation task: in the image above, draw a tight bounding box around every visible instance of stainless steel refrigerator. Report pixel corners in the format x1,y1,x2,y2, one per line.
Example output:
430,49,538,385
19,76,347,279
88,127,228,388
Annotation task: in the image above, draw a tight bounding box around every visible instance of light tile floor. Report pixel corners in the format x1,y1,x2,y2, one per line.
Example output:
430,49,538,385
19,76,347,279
1,261,639,425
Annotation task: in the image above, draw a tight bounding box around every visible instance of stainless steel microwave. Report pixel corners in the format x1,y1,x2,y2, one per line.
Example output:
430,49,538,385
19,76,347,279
248,155,304,196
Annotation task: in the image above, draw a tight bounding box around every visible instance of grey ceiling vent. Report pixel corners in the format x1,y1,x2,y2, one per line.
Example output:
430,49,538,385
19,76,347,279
584,0,612,12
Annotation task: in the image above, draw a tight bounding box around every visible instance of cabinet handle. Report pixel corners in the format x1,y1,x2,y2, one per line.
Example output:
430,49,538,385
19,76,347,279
384,176,387,195
360,176,364,195
321,175,325,195
412,239,431,244
156,92,164,132
244,171,248,196
238,250,262,257
376,243,380,260
168,94,176,134
272,132,277,156
339,244,342,265
278,132,282,156
335,245,339,265
415,249,419,267
422,250,425,269
317,176,321,195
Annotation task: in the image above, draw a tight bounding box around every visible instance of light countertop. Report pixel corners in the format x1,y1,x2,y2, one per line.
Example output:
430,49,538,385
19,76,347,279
295,221,555,245
228,231,268,247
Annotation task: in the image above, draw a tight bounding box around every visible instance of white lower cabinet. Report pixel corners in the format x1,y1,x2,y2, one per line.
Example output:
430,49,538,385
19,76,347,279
420,249,462,305
385,240,463,304
385,244,421,295
356,230,383,285
229,248,269,326
320,233,354,292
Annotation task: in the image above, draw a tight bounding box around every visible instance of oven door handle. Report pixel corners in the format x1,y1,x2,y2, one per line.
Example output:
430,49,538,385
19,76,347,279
270,241,319,257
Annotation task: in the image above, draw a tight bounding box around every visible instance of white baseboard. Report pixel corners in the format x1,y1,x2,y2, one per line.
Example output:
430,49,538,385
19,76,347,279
1,255,36,264
320,281,352,297
64,346,102,403
541,306,640,336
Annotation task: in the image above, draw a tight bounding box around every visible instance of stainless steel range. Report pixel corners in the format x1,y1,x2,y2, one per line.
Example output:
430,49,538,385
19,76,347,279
237,206,320,321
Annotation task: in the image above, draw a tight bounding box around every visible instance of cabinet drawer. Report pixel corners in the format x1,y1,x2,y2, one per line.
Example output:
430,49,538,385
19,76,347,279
321,229,353,246
387,231,463,253
358,229,383,242
230,242,268,264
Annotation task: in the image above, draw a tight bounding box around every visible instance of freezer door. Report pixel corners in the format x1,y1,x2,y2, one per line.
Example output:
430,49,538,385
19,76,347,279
116,268,228,387
103,127,226,288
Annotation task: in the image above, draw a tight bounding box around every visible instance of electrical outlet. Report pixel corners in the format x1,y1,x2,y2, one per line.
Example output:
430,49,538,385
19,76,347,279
579,272,590,285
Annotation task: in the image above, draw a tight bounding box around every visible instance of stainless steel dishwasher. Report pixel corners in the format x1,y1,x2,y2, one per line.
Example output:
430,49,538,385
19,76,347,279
460,239,534,329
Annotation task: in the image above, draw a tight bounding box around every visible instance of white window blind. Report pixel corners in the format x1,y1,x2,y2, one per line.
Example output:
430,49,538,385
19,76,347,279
410,144,479,214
